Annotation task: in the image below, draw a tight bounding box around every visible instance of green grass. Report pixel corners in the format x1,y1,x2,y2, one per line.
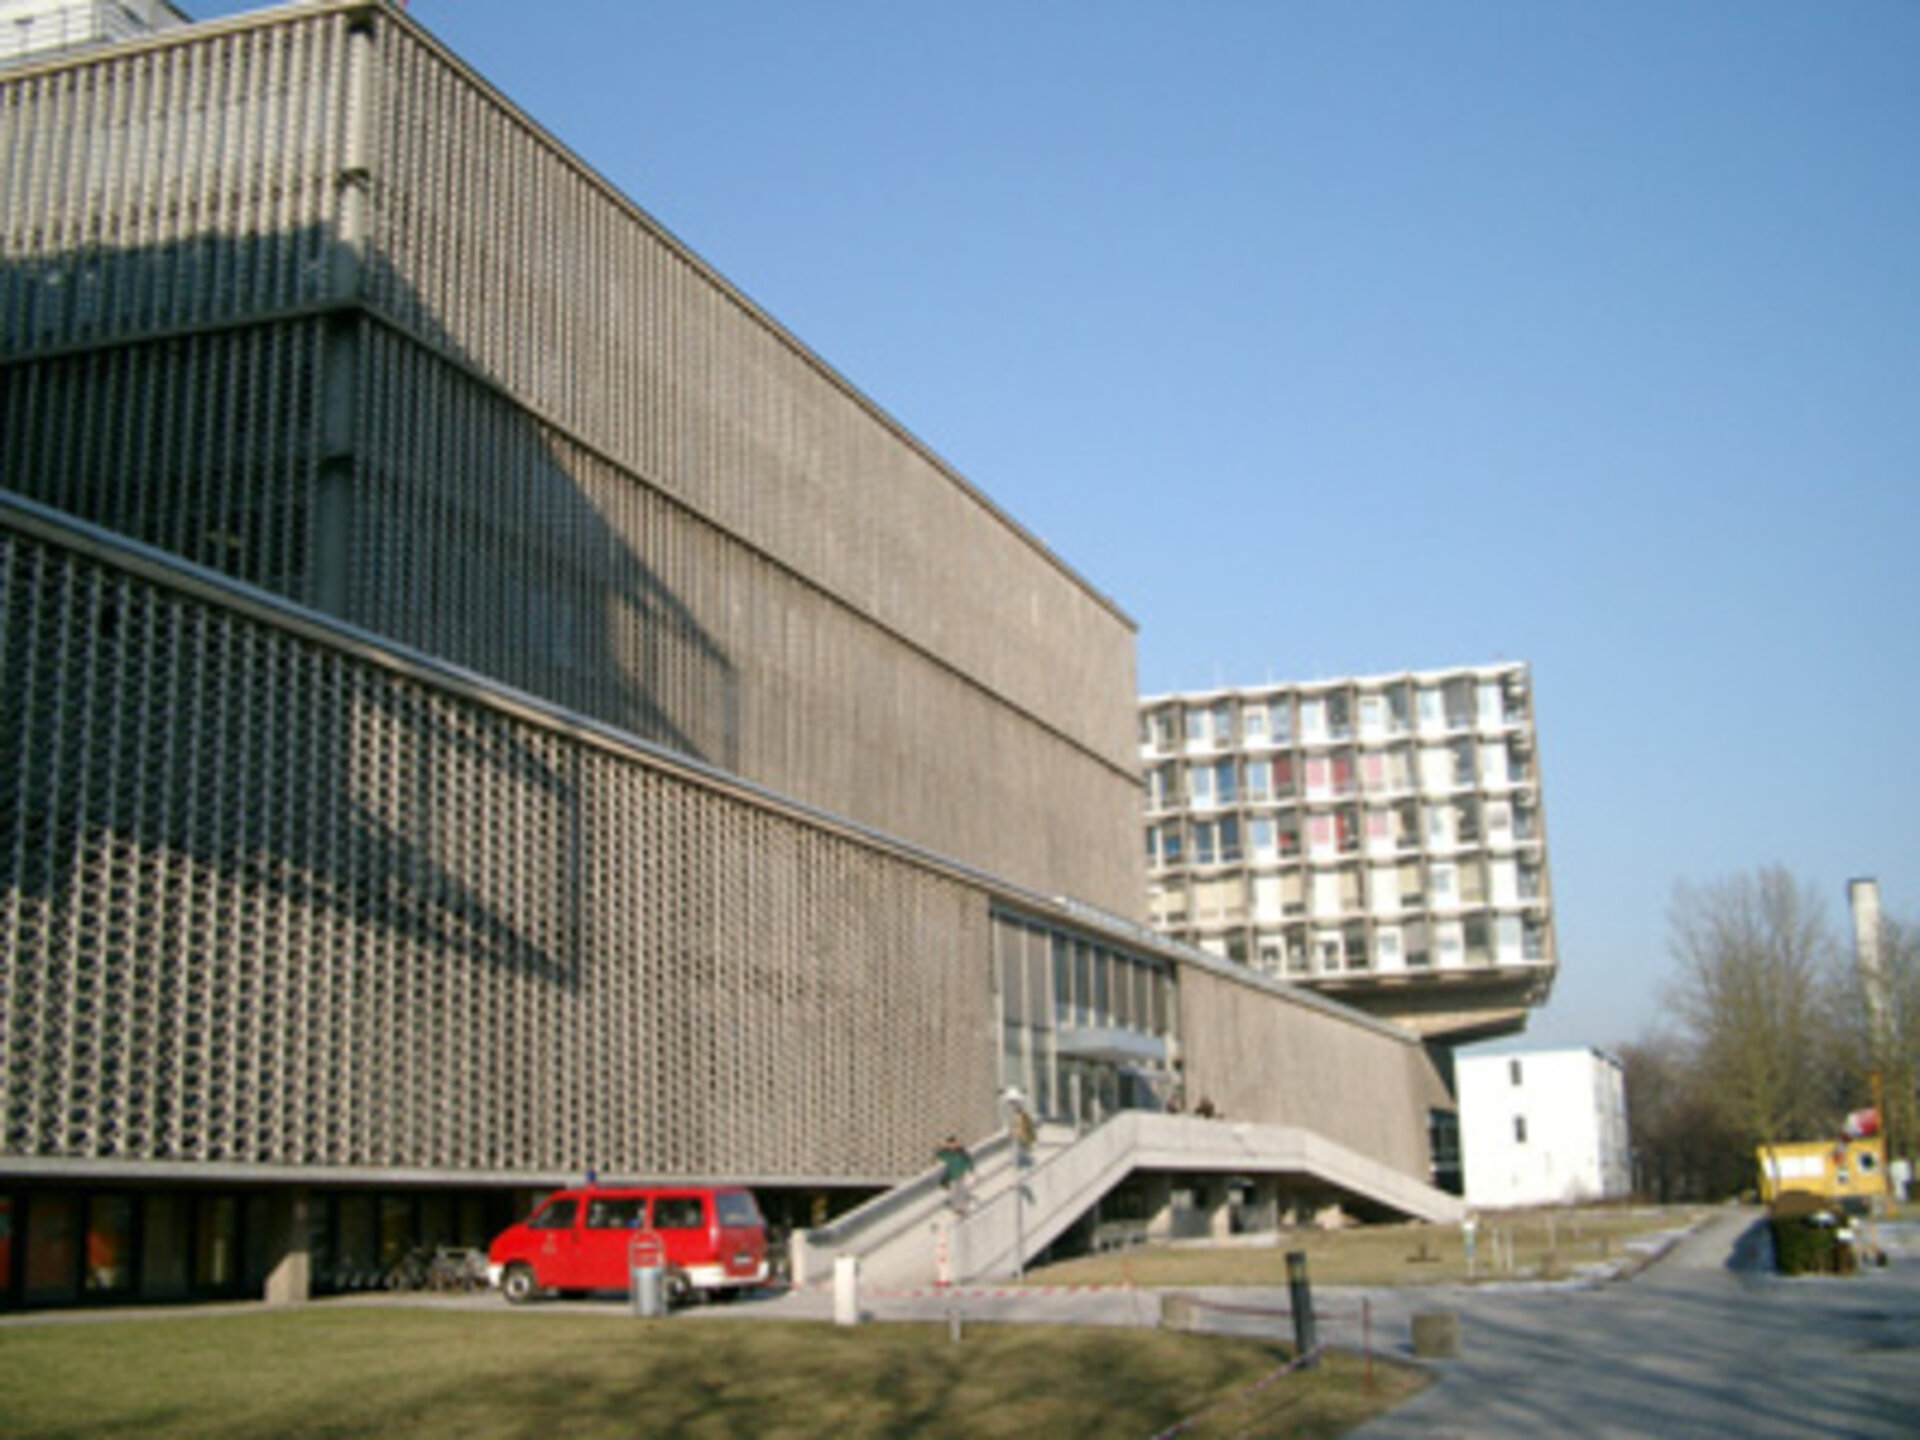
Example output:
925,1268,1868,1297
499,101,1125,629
1025,1206,1712,1290
0,1311,1428,1439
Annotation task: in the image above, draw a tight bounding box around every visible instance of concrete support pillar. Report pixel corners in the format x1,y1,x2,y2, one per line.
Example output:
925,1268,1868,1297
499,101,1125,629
1141,1174,1177,1240
263,1189,312,1306
1207,1182,1234,1240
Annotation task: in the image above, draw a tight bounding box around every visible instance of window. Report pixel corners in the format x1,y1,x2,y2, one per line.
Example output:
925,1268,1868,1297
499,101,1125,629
1332,754,1355,794
586,1198,645,1230
1387,685,1411,731
1146,765,1176,810
1192,822,1218,866
1514,1116,1529,1144
1452,740,1475,786
1269,700,1294,743
1362,753,1386,791
1250,817,1277,858
1213,759,1238,805
84,1196,136,1297
1211,701,1233,746
1509,1059,1523,1087
1430,863,1457,899
652,1198,705,1231
1246,759,1273,802
1218,815,1243,862
529,1200,578,1231
1189,765,1215,807
1243,707,1268,743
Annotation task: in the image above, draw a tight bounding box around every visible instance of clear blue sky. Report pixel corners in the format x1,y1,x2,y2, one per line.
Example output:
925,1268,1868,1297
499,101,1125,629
203,1,1920,1052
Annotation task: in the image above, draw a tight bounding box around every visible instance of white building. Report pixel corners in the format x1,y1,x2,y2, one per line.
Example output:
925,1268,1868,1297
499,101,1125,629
1459,1048,1631,1209
1140,662,1556,1043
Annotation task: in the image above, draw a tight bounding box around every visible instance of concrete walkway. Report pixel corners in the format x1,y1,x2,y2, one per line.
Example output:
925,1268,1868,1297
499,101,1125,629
1345,1209,1920,1440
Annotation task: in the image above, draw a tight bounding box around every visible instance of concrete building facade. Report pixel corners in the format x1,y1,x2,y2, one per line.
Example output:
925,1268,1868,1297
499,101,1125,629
1457,1048,1631,1210
2,1,1454,1308
1140,662,1557,1042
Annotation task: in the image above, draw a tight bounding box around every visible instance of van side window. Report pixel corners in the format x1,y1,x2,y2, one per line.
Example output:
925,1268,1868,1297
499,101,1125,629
527,1199,578,1231
652,1198,704,1230
716,1193,761,1228
586,1198,645,1230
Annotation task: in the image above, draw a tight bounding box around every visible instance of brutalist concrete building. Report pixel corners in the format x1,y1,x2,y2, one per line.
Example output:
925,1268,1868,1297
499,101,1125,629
1,0,1455,1308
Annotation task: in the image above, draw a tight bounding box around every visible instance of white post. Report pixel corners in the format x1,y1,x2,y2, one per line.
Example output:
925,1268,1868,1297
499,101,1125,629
832,1255,861,1327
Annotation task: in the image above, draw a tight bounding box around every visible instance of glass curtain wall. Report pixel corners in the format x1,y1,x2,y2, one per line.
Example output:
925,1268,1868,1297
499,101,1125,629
993,912,1177,1128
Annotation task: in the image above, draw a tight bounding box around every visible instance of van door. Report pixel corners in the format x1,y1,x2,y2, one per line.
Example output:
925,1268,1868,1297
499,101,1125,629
522,1197,582,1289
714,1191,767,1280
578,1194,647,1291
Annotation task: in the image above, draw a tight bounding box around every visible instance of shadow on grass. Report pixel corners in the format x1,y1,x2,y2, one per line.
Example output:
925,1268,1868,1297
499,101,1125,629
0,1312,1425,1439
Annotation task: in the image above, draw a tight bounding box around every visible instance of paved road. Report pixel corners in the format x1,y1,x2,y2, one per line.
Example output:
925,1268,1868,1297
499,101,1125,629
1343,1210,1920,1440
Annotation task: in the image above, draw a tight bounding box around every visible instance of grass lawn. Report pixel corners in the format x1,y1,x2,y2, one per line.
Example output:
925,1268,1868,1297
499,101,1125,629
0,1310,1429,1439
1025,1206,1713,1290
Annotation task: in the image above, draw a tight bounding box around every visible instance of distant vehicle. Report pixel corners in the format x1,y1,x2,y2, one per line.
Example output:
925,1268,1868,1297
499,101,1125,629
488,1185,769,1305
1756,1129,1889,1210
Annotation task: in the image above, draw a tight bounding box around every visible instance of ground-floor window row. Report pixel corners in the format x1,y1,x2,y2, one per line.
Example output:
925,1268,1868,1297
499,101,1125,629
0,1184,868,1310
0,1187,513,1309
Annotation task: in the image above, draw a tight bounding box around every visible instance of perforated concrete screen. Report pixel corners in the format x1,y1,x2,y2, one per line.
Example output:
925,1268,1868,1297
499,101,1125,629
0,0,1143,916
1,508,992,1181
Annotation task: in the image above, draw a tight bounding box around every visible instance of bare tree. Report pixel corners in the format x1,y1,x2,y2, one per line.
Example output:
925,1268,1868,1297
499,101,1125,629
1618,1033,1748,1202
1665,867,1843,1155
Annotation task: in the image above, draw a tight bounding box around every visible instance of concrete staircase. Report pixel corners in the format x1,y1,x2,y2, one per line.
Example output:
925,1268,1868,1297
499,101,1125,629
791,1111,1465,1291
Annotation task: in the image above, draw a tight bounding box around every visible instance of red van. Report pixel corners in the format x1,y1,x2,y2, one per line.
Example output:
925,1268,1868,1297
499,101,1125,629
488,1185,769,1305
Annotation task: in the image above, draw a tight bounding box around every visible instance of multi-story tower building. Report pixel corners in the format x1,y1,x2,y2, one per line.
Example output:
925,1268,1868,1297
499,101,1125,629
1140,663,1556,1042
0,0,1458,1307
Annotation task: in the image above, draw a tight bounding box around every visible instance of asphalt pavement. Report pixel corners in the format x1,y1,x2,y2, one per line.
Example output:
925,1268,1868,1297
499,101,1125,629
1342,1209,1920,1440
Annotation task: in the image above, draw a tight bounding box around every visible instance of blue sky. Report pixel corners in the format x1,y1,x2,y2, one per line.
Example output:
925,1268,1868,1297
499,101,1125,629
202,1,1920,1051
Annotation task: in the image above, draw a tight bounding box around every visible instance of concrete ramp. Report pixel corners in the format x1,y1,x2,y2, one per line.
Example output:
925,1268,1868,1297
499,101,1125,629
793,1112,1464,1291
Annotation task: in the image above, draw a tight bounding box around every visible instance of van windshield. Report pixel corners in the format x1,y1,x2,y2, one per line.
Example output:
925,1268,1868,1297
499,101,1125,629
716,1192,762,1228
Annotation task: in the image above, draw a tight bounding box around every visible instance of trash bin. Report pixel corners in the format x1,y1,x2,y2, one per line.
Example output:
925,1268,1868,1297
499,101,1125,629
630,1230,667,1318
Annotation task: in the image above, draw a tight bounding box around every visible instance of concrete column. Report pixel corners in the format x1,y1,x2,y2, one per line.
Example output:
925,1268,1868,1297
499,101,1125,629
1207,1182,1234,1240
263,1189,312,1306
1141,1174,1177,1240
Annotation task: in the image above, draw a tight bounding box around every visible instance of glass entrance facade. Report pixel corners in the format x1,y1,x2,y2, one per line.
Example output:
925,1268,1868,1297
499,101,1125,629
994,912,1178,1129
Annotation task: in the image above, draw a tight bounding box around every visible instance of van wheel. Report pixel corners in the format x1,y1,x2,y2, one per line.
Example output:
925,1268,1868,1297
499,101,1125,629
501,1264,540,1305
663,1269,692,1309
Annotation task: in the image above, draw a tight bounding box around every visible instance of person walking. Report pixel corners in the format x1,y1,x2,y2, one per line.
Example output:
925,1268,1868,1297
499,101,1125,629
935,1136,975,1213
